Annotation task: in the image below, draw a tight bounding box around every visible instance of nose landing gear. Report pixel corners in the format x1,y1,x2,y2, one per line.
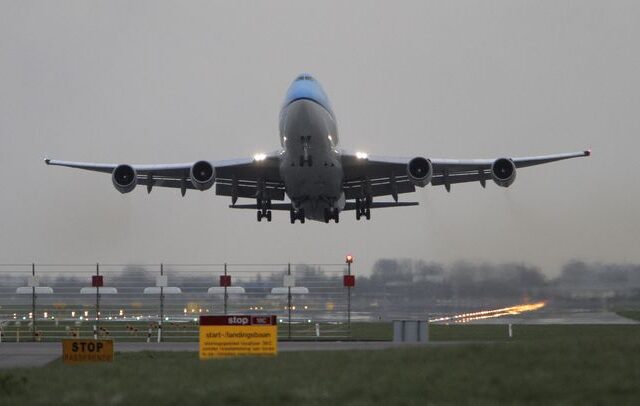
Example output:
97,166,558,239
324,207,340,223
290,208,305,224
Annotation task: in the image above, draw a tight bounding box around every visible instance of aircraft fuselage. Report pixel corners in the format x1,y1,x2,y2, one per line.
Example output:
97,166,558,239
278,75,344,221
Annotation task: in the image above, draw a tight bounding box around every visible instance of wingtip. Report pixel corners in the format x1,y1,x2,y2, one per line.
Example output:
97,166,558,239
44,158,51,165
584,149,591,157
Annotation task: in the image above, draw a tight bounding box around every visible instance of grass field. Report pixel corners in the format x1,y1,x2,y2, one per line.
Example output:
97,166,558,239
1,324,640,405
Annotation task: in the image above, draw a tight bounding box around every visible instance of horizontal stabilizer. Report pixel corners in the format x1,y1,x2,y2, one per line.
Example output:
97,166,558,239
229,201,419,211
229,203,292,211
343,201,419,211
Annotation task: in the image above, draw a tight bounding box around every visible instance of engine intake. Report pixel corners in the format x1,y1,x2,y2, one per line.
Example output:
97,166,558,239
190,160,215,191
407,157,433,187
112,164,137,194
491,158,516,187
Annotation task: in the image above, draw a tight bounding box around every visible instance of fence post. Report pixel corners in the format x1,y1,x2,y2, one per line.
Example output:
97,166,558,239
95,263,100,339
31,263,36,342
159,263,164,343
224,263,228,315
345,256,354,334
287,263,292,340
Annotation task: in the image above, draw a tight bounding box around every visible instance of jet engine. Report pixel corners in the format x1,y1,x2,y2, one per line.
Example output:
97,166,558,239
491,158,516,187
407,157,433,187
190,160,215,191
112,164,137,194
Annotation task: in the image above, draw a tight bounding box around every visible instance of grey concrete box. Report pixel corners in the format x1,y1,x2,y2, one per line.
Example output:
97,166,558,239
393,320,428,343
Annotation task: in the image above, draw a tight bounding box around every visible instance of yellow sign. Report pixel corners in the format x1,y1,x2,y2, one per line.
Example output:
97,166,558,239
199,315,277,359
62,339,114,364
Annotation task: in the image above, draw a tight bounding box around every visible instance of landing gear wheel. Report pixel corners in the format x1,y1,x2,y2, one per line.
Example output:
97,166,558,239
355,198,372,221
266,210,272,222
324,208,339,223
290,208,305,224
257,211,262,222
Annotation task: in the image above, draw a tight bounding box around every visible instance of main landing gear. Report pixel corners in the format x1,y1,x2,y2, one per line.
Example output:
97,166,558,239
324,207,339,223
355,197,371,221
290,208,305,224
256,199,272,222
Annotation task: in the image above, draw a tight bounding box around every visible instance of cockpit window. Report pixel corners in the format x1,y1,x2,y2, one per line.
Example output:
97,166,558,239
295,74,314,81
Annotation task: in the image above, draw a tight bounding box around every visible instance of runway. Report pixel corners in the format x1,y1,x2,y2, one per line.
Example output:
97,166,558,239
467,311,639,325
0,341,467,369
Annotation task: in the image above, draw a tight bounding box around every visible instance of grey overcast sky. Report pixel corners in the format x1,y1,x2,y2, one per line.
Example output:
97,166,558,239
1,1,639,275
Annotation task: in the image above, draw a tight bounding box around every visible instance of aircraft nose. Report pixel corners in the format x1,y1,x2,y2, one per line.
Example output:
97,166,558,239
286,98,314,123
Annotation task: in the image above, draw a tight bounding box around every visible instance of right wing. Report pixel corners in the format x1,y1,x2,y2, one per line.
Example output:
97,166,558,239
45,152,284,202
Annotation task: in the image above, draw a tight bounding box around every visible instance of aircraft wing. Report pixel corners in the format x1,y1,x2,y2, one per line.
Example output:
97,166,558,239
341,150,590,198
45,152,285,202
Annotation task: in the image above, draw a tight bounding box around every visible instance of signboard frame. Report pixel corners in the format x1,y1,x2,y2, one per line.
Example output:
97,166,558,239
62,339,114,364
199,315,277,359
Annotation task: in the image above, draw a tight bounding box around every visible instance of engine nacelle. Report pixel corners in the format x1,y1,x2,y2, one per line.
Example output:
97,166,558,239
190,160,215,191
112,164,137,194
407,157,433,187
491,158,516,187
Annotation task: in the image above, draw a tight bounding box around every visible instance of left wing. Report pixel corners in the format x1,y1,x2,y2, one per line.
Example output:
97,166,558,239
341,150,590,199
45,152,284,203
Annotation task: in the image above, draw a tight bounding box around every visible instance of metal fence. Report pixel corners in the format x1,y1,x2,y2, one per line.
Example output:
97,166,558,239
0,263,353,342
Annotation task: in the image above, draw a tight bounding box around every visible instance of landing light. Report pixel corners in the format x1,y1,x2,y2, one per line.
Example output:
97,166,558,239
253,153,267,161
355,152,368,160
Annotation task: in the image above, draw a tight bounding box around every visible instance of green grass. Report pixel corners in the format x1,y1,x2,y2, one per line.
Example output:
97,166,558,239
1,325,640,405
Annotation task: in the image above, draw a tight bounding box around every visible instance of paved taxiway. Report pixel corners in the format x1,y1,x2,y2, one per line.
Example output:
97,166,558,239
0,341,468,369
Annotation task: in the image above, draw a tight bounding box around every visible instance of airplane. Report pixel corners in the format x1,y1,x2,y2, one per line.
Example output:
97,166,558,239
46,73,590,224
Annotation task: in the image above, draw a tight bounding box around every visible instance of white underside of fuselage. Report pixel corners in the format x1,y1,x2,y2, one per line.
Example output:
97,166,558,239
279,99,344,221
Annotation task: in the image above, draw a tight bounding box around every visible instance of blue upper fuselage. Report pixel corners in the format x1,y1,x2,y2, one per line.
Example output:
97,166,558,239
283,74,334,118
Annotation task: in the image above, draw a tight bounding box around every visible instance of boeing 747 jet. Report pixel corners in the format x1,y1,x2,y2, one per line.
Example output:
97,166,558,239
46,74,590,223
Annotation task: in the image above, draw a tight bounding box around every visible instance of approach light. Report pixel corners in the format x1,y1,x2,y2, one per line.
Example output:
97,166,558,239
345,255,354,264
